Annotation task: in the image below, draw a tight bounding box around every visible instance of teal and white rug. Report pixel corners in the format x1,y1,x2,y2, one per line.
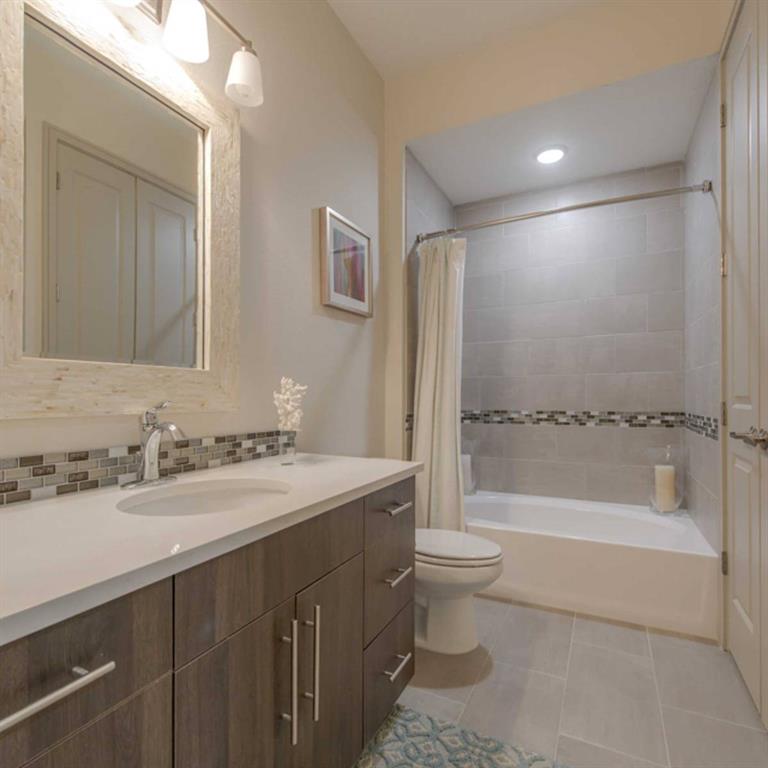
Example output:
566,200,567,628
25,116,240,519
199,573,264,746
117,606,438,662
356,705,563,768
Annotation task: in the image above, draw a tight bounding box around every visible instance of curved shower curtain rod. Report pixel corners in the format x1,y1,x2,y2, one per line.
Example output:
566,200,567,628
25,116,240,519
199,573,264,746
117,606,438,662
415,180,713,244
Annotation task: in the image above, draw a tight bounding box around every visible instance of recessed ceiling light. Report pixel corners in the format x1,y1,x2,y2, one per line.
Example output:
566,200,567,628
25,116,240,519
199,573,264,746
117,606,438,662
537,147,566,165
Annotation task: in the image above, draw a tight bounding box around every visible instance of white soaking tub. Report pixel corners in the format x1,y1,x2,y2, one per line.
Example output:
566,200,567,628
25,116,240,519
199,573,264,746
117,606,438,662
465,492,719,639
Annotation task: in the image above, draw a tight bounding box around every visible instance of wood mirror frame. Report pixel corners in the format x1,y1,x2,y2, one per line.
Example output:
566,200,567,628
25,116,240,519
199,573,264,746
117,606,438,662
0,0,240,419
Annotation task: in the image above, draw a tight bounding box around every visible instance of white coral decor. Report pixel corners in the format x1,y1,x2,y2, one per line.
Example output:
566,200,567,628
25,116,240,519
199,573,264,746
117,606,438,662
273,377,308,432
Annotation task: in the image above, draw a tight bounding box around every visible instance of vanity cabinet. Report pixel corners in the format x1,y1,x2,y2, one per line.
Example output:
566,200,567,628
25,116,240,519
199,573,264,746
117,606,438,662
0,477,415,768
174,599,295,767
0,580,173,768
25,678,172,768
173,498,365,666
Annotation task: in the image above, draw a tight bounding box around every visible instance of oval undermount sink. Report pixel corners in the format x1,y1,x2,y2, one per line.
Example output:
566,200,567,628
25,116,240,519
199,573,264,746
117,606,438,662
116,478,292,517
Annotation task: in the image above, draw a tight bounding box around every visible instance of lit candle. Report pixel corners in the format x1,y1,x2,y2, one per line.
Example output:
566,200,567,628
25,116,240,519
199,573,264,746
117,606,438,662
655,464,676,512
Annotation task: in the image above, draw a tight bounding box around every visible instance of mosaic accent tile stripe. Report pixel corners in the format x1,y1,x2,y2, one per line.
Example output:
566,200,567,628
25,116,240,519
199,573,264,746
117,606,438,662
0,430,296,507
461,410,686,428
407,409,719,440
685,412,719,440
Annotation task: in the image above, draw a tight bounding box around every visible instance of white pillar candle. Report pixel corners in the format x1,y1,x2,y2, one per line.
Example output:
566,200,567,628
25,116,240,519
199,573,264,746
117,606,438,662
655,464,677,512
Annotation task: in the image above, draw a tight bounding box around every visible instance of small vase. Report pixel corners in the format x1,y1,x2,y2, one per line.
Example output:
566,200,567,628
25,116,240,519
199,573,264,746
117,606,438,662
279,431,297,465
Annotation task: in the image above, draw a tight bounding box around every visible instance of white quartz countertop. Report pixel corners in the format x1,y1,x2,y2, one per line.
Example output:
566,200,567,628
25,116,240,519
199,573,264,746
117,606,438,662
0,453,421,645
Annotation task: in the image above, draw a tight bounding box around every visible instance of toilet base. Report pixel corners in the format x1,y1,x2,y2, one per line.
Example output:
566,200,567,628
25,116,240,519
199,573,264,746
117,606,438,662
415,594,479,655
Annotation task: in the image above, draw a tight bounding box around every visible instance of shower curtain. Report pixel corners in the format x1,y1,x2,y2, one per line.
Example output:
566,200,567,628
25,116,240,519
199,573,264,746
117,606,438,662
412,236,466,531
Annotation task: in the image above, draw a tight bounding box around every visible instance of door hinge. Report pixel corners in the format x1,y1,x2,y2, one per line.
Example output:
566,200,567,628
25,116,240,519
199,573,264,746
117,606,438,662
721,103,727,128
721,550,729,576
721,401,727,428
720,249,727,277
55,283,62,303
55,171,61,191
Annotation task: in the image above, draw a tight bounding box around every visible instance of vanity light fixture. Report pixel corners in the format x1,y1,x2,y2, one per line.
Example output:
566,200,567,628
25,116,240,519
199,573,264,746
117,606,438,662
162,0,264,107
108,0,143,6
536,146,566,165
162,0,209,63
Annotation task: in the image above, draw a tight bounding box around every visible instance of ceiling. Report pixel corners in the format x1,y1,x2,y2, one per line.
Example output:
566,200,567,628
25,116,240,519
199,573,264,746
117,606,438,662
408,55,718,205
327,0,600,77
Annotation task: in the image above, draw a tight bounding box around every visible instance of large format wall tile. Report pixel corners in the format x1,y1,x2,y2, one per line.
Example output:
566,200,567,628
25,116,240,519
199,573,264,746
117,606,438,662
454,162,709,510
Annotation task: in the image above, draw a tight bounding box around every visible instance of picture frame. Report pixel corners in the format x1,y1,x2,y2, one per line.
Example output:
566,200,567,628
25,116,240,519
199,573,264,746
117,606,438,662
320,206,372,317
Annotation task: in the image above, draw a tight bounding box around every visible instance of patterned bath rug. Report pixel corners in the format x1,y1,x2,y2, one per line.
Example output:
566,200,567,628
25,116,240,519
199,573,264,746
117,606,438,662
355,705,564,768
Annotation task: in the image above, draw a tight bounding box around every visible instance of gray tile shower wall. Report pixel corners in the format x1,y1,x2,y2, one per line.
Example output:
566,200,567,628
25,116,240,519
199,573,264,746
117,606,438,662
0,430,295,506
684,72,722,552
463,423,684,505
458,163,686,504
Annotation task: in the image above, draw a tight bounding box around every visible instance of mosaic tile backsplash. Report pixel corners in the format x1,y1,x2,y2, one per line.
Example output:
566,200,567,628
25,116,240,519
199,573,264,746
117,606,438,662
0,430,295,506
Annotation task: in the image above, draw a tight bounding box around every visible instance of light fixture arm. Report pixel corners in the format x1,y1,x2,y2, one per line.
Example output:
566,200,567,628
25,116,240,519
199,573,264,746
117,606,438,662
200,0,257,55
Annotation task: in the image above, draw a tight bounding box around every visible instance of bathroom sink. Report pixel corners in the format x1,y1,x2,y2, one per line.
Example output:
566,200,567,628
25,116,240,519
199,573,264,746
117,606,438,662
116,478,292,517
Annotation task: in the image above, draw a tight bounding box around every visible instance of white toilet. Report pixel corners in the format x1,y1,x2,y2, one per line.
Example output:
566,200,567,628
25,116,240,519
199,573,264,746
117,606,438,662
414,528,503,655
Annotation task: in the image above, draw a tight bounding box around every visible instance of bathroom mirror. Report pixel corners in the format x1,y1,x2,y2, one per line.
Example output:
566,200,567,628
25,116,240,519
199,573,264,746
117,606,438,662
24,16,203,368
0,0,240,419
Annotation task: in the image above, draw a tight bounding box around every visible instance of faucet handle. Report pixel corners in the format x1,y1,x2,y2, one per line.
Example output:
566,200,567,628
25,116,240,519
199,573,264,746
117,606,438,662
142,401,171,428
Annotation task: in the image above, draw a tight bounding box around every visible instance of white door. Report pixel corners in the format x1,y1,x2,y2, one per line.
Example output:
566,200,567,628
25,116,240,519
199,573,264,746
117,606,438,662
724,0,762,708
134,180,197,367
48,143,136,362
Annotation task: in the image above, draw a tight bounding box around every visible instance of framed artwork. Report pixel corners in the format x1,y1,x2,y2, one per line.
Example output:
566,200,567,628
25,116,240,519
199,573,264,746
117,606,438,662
320,207,372,317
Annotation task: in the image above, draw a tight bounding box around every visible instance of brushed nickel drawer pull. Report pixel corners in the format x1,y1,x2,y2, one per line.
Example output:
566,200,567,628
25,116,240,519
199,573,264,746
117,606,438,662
383,652,412,683
384,501,413,517
0,661,116,735
302,604,321,722
280,619,299,746
384,566,413,588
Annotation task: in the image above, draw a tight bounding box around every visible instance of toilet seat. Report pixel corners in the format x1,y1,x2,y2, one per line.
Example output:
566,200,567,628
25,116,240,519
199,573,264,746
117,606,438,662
415,529,502,568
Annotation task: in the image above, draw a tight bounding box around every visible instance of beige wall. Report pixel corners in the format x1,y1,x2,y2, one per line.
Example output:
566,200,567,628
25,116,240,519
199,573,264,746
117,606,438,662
383,0,735,457
1,0,385,457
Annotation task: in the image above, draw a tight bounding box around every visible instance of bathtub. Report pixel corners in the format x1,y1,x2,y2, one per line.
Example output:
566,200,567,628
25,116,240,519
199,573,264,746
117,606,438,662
465,492,720,639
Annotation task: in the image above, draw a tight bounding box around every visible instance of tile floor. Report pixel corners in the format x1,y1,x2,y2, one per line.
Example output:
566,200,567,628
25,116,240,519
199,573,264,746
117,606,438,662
398,597,768,768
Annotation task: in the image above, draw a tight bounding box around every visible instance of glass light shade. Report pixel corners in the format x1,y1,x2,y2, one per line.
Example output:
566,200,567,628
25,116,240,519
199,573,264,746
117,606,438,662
225,47,264,107
163,0,210,64
108,0,142,6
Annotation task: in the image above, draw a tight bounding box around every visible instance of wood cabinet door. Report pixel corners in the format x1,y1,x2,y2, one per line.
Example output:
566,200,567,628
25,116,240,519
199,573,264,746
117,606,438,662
287,554,364,768
175,499,364,666
174,598,296,768
26,677,172,768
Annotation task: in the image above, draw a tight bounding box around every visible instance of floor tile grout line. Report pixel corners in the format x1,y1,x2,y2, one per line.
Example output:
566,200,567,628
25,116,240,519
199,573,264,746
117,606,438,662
483,655,570,681
647,627,673,768
552,611,575,763
569,637,654,665
454,602,509,726
661,703,768,734
555,733,669,768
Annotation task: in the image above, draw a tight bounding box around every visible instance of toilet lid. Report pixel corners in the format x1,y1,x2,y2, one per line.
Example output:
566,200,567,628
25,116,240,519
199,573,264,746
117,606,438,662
415,528,502,562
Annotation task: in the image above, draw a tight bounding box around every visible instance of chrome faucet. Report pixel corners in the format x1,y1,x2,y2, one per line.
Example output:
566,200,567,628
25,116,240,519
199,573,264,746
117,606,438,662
122,402,185,489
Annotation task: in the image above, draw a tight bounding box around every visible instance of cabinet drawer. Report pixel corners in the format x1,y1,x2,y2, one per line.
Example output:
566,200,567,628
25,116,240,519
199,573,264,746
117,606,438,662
364,527,414,645
0,580,172,768
363,602,414,744
26,676,172,768
364,477,415,549
175,498,364,665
